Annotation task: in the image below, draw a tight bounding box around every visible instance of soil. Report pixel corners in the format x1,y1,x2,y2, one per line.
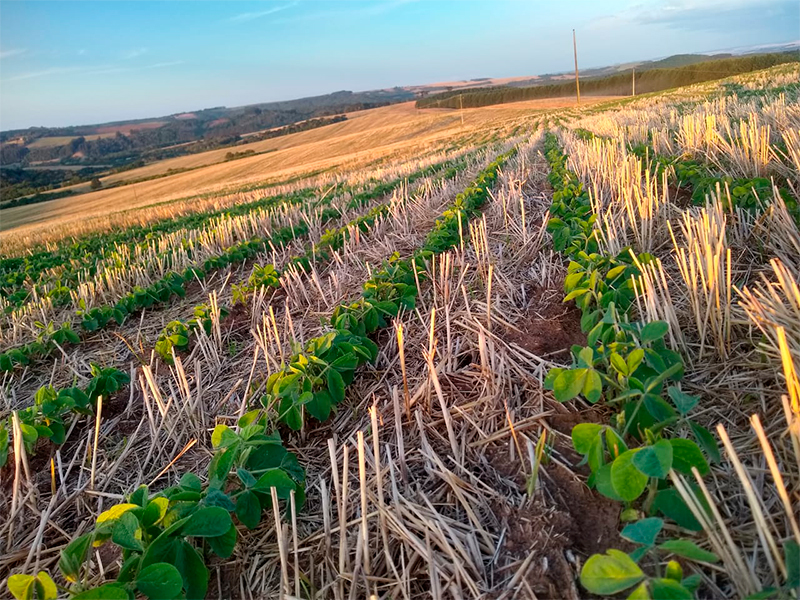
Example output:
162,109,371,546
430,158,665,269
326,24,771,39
487,276,627,598
504,284,586,359
669,182,694,209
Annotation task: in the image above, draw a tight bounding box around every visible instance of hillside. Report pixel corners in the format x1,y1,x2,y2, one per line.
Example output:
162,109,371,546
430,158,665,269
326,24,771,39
416,51,800,109
0,95,614,243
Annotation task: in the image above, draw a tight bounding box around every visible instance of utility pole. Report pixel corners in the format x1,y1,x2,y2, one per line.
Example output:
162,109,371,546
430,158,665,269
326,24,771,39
459,94,464,126
573,29,581,105
632,66,636,96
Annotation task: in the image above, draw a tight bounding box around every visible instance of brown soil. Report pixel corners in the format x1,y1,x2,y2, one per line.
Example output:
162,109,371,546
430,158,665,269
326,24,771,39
504,284,585,359
669,183,694,209
486,430,624,597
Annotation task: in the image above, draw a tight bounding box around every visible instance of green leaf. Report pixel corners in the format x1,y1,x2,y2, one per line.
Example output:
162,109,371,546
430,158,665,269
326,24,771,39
112,511,143,552
632,440,673,479
583,369,603,403
689,421,721,464
580,548,645,595
649,578,692,599
605,427,628,459
236,490,262,530
7,575,35,600
643,394,677,421
553,368,588,402
208,444,238,489
640,321,669,343
32,572,57,600
326,368,346,404
594,463,623,501
181,506,232,537
659,539,719,563
668,387,699,415
681,574,702,593
180,472,203,492
207,524,237,559
611,450,649,502
621,517,663,547
305,390,332,422
136,562,184,599
72,584,129,599
176,541,209,600
587,433,604,474
253,468,296,498
278,396,303,430
785,540,800,588
571,423,603,454
670,438,709,476
652,488,702,532
610,352,629,375
626,582,651,600
59,532,92,583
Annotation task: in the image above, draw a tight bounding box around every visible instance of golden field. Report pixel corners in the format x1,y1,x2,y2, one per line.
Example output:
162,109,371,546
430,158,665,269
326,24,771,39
0,96,616,242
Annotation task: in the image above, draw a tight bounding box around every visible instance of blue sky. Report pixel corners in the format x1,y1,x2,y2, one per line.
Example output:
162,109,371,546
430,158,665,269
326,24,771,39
0,0,797,130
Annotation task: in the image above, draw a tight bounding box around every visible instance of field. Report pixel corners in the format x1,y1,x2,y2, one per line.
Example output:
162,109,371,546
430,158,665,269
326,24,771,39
0,96,613,244
1,64,799,600
25,136,80,149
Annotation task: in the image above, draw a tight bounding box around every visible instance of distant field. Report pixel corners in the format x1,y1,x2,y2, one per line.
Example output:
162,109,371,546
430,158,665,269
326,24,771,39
93,120,167,134
26,136,78,148
84,132,118,141
0,96,615,238
21,128,153,149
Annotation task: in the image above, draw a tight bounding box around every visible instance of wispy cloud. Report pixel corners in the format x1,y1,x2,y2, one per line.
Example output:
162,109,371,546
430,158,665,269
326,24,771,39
271,0,418,23
3,66,83,82
0,48,26,59
123,47,148,60
228,2,297,23
3,60,183,82
588,0,799,33
146,61,184,69
267,0,415,25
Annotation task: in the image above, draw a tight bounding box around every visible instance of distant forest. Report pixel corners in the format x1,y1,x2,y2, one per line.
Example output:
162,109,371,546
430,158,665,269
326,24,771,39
416,53,799,109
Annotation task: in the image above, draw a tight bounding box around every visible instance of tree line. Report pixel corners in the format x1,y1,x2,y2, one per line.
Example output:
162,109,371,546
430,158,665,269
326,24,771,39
416,53,799,110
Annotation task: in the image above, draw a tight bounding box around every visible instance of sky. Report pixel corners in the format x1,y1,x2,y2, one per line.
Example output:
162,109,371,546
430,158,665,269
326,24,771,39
0,0,798,130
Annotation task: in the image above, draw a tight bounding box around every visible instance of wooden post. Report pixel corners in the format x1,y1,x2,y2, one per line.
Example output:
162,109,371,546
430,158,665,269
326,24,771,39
572,29,580,105
459,94,464,126
632,66,636,96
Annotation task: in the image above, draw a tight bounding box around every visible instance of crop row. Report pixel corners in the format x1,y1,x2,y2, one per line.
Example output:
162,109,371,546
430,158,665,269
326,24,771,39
572,127,799,222
0,364,130,469
0,188,312,307
156,188,417,363
0,152,472,313
0,154,474,373
5,146,517,600
541,133,736,599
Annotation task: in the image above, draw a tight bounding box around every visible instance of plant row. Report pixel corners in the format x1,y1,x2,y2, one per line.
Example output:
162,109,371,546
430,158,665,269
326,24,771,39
542,133,729,599
154,151,473,363
0,152,471,311
2,154,474,373
0,188,314,308
6,147,516,600
0,364,130,468
572,127,798,222
156,194,407,363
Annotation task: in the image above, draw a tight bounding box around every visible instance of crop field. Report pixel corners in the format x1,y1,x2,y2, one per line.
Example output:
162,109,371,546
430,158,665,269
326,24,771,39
25,137,81,149
0,96,616,244
0,64,799,600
